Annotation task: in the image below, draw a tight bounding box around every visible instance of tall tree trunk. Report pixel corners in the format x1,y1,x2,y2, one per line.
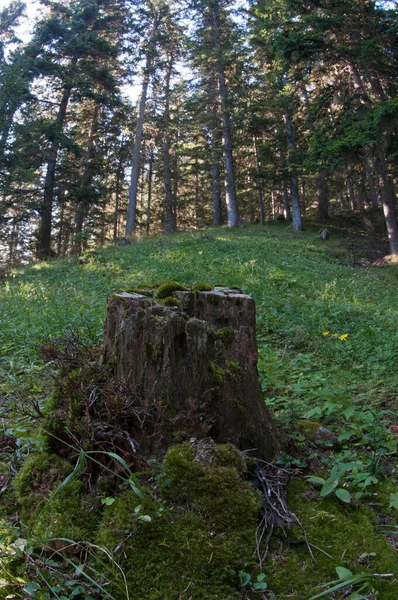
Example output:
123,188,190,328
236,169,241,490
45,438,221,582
211,110,222,227
113,160,124,241
217,64,240,227
37,82,73,259
146,147,154,235
363,152,379,210
253,136,265,224
282,177,291,220
72,102,100,254
346,174,357,210
317,173,328,221
210,3,239,228
125,25,157,237
163,56,176,234
284,110,303,231
376,143,398,255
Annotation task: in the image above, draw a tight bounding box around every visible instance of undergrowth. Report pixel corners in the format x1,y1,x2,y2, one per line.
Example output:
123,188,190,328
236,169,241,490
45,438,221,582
1,216,397,598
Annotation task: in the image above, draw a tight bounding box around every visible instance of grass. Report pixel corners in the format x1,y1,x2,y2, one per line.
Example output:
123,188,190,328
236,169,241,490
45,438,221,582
1,217,398,598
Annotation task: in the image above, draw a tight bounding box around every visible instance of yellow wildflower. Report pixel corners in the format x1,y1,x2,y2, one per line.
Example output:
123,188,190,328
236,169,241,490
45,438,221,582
322,331,330,336
332,333,339,338
339,333,348,341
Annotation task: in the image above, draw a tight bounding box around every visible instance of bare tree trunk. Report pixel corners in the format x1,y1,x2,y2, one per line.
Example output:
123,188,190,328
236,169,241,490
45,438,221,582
346,174,357,210
146,147,154,235
163,56,176,234
113,159,124,241
363,152,379,210
317,173,328,221
125,25,157,237
376,144,398,255
253,136,265,224
284,111,303,231
72,102,100,254
282,177,291,220
211,113,222,227
37,82,73,259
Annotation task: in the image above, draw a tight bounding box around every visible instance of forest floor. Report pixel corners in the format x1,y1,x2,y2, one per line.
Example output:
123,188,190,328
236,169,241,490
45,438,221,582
0,211,398,599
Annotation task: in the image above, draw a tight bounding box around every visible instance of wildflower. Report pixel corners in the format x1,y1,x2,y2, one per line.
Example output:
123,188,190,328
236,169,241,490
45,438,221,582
332,333,339,338
322,331,330,336
339,333,348,341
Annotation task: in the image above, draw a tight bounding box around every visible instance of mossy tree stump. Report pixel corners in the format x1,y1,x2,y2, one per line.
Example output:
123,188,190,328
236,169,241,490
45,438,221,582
103,285,280,460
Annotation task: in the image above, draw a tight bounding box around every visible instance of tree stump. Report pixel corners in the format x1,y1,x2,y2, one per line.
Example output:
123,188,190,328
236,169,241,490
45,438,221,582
103,286,280,460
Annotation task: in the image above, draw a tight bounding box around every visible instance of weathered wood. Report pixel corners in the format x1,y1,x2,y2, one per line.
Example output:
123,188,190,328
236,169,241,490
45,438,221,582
103,287,280,460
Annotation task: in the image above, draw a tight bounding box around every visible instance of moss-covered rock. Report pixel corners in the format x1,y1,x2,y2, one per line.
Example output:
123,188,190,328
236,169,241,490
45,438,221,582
12,452,93,543
97,441,262,600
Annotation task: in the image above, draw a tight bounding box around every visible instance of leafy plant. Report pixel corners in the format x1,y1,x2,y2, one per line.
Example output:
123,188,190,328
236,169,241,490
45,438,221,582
309,566,394,599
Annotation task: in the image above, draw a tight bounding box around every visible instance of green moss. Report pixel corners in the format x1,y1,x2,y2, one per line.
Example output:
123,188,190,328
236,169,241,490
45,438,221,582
123,287,154,296
264,478,398,598
209,362,225,386
98,442,261,600
192,283,213,292
12,452,95,543
160,296,181,307
155,281,188,300
218,327,235,345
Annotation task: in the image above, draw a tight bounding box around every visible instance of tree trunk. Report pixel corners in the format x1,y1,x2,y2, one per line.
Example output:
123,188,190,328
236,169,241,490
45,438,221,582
375,144,398,255
346,174,357,210
37,83,73,259
284,110,302,231
253,136,265,224
211,113,222,227
103,286,280,460
146,147,154,235
317,173,328,221
72,102,100,254
113,159,124,241
163,57,176,234
363,152,379,210
125,28,156,237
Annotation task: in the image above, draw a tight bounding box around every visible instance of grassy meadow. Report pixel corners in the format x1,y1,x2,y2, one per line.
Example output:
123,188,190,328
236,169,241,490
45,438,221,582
1,219,398,599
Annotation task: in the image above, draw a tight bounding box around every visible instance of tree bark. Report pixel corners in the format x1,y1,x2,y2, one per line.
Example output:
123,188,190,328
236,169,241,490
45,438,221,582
317,173,328,221
363,152,379,210
163,56,176,234
125,24,157,237
37,83,73,259
71,102,100,254
284,111,303,231
103,287,280,460
253,136,265,224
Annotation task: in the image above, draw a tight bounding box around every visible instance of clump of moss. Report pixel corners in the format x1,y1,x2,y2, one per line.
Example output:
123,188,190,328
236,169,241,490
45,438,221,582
123,287,153,296
218,327,235,345
13,452,94,543
155,281,188,300
192,283,213,292
264,478,398,599
98,442,261,600
160,296,181,308
209,362,225,386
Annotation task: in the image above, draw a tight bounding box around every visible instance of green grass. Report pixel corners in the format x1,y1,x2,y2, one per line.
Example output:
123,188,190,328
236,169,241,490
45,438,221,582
1,219,398,598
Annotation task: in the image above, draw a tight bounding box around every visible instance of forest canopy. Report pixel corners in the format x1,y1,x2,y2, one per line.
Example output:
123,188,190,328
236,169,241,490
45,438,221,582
0,0,397,263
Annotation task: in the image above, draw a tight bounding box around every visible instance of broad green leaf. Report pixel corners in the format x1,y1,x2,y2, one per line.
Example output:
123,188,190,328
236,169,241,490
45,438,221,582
335,488,351,503
307,476,326,485
335,566,353,580
320,478,339,497
389,493,398,509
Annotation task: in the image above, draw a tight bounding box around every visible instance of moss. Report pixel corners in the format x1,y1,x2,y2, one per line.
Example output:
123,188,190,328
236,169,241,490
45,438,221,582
209,362,225,386
264,478,398,598
192,283,213,292
160,296,181,308
155,281,188,300
12,452,95,543
98,442,261,600
218,327,235,345
123,287,154,296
